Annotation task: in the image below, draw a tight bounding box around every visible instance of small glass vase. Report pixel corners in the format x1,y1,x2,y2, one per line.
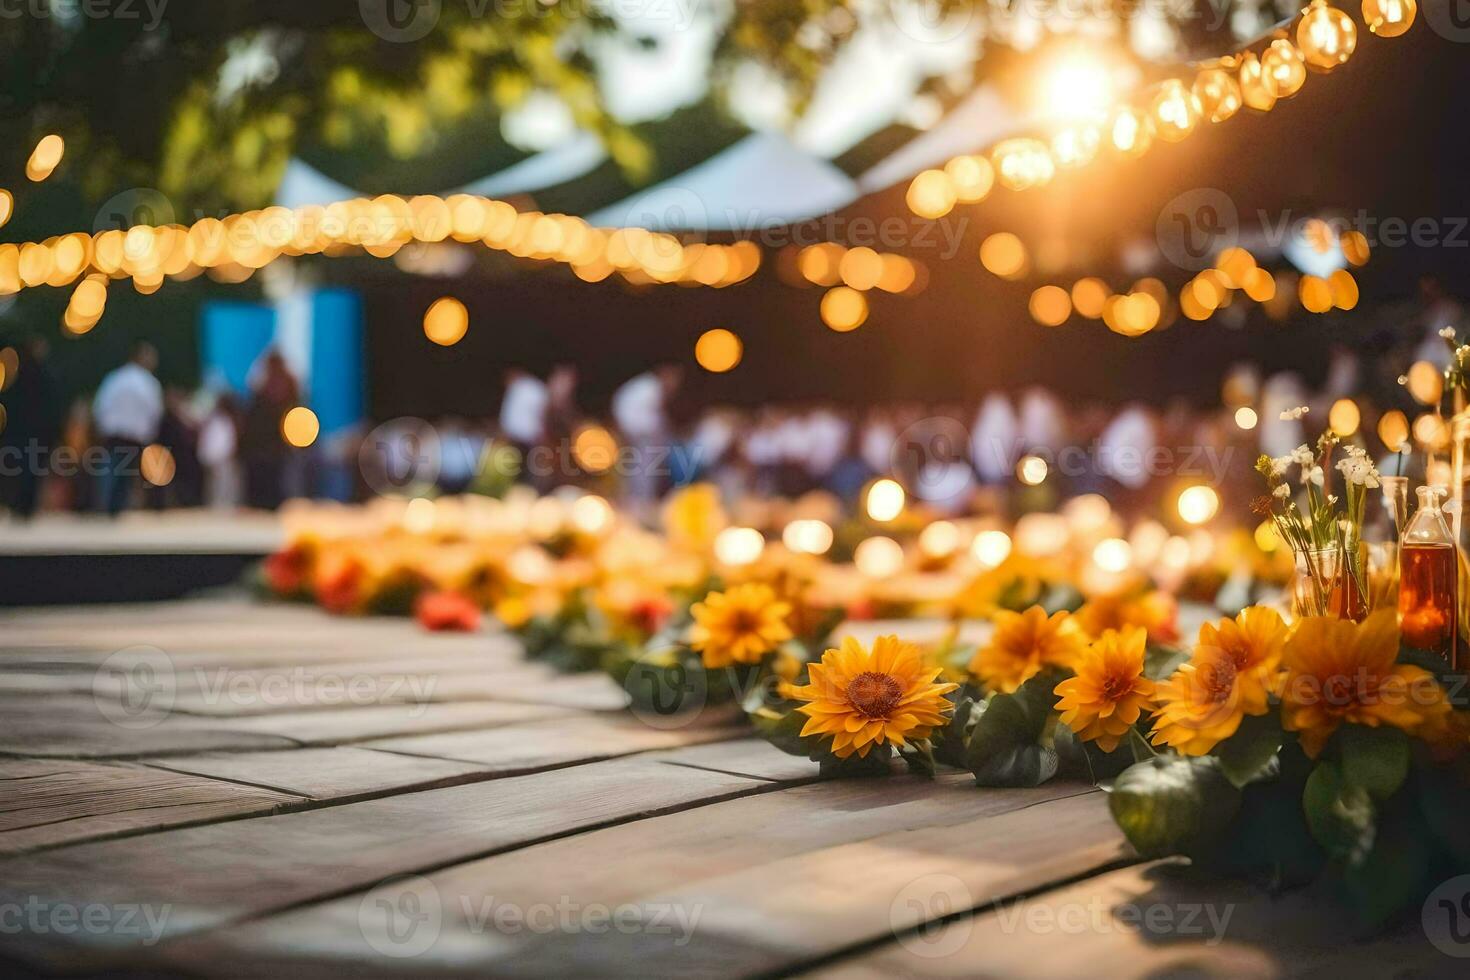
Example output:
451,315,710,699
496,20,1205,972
1291,544,1367,621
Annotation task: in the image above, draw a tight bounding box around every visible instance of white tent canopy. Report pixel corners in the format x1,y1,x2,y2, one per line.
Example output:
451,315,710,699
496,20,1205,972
855,84,1024,195
585,132,859,232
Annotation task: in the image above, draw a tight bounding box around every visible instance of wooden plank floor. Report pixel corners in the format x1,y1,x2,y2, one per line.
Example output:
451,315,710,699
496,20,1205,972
0,597,1451,978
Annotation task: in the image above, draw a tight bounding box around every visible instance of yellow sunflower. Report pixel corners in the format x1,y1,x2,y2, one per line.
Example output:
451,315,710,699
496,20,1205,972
1054,626,1157,752
969,606,1088,694
789,635,959,759
1280,611,1451,758
689,583,794,669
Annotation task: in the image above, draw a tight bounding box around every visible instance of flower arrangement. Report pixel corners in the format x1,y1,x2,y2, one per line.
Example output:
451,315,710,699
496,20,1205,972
1254,411,1381,620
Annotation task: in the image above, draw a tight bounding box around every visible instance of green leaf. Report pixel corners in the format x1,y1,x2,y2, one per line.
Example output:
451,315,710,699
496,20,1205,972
932,693,978,769
1144,643,1190,682
1108,756,1241,859
1418,752,1470,867
964,675,1060,787
1302,759,1376,866
1213,711,1285,788
1337,793,1436,932
1338,724,1410,800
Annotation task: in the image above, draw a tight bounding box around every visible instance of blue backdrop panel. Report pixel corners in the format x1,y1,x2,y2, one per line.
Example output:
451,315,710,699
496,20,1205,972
308,288,365,438
200,302,275,396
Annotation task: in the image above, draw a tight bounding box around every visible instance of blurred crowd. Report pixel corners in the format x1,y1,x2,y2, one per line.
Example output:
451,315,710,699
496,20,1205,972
0,332,1431,537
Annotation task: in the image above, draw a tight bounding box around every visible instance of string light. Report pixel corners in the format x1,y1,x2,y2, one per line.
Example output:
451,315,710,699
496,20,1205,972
1362,0,1415,36
1261,39,1308,98
1192,69,1242,123
26,135,64,182
1149,79,1202,142
1237,52,1279,111
1297,1,1358,70
971,529,1013,567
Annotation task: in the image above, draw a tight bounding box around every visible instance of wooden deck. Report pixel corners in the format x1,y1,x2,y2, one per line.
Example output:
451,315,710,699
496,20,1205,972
0,597,1449,978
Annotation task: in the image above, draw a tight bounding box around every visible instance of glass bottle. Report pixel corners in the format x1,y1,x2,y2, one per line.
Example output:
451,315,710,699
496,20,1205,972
1399,485,1459,667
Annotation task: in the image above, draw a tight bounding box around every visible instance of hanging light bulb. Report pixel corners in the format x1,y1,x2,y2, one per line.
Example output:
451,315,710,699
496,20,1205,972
1261,39,1307,99
1108,106,1153,158
1238,53,1278,111
991,138,1056,191
1149,79,1202,142
1297,1,1358,71
1192,68,1242,123
1362,0,1416,35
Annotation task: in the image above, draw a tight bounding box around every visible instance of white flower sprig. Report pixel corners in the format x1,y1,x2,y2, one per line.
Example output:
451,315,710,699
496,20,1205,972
1280,406,1310,421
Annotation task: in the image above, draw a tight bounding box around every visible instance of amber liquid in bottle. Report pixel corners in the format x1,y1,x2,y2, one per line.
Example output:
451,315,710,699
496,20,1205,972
1399,544,1458,665
1398,486,1460,668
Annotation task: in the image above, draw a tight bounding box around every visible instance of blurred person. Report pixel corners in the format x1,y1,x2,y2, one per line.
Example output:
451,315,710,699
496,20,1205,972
1096,403,1160,514
971,393,1018,484
241,350,299,511
148,387,204,509
0,336,59,519
825,417,875,505
198,392,244,509
437,417,484,495
92,341,163,516
498,368,548,481
859,409,896,476
612,363,682,509
1018,388,1067,456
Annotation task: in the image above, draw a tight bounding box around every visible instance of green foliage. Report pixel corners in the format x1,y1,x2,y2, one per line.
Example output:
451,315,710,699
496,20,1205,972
964,673,1066,787
1302,759,1376,865
1108,756,1241,859
1213,711,1285,788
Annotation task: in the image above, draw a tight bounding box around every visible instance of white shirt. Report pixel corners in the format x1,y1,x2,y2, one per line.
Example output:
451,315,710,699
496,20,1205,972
612,373,665,440
498,376,548,444
93,363,163,444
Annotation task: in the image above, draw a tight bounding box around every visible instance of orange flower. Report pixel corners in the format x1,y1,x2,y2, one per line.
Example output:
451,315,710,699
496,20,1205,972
1151,607,1288,756
1054,627,1157,752
969,606,1087,694
689,583,793,669
314,553,365,615
263,543,312,597
1075,590,1180,645
415,591,482,632
1194,605,1288,713
1280,611,1451,758
789,635,958,759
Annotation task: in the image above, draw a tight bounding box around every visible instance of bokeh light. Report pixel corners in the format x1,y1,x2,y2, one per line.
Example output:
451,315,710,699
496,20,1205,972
694,329,742,373
281,406,320,448
423,297,469,346
1177,484,1220,525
